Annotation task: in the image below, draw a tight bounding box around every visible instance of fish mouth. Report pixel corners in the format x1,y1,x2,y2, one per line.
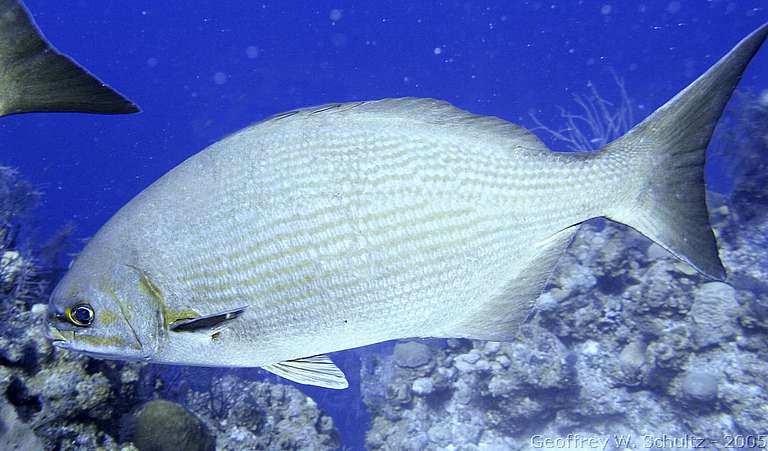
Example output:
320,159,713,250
46,325,74,348
46,324,151,361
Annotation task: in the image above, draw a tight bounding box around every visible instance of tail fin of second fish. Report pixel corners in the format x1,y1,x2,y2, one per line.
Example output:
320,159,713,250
0,0,139,116
603,23,768,281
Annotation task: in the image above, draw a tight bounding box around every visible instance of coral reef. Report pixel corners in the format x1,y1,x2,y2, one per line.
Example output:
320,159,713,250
0,167,45,303
185,375,339,450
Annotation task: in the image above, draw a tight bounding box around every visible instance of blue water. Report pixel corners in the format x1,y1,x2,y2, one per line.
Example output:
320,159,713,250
2,1,765,241
0,1,766,449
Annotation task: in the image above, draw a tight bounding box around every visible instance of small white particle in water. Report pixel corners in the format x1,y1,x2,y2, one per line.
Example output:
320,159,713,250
141,10,147,16
433,47,442,55
329,8,343,22
759,89,768,107
246,46,260,59
601,4,612,15
213,72,228,85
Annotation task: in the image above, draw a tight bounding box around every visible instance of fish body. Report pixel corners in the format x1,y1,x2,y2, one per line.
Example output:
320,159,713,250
61,100,621,361
0,0,138,116
47,24,767,389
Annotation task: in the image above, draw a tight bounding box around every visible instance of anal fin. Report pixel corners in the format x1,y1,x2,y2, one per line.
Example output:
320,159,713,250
263,355,349,389
440,224,580,341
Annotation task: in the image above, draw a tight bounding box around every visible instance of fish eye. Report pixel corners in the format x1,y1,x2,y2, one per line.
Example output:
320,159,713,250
66,303,95,327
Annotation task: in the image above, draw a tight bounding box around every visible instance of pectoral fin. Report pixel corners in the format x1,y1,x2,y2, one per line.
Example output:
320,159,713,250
169,306,246,333
263,355,349,389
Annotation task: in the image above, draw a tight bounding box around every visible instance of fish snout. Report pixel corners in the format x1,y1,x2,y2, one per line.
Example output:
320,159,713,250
45,324,74,348
45,306,75,347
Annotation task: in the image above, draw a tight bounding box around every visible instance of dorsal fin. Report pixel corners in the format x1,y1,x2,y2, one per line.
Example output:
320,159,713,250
0,0,139,116
261,97,550,153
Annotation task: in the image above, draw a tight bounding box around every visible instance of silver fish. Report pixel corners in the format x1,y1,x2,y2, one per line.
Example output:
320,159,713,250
0,0,138,116
47,24,767,389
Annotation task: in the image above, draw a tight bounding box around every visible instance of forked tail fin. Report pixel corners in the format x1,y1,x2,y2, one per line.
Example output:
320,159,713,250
604,24,768,280
0,0,139,116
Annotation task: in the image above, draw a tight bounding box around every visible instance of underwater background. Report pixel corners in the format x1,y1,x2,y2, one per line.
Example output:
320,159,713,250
0,1,767,450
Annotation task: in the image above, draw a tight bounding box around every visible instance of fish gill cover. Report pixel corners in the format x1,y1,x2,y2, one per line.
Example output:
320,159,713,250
0,1,766,450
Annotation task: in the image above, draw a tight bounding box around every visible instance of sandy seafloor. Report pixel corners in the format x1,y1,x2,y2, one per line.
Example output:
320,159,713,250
0,1,767,450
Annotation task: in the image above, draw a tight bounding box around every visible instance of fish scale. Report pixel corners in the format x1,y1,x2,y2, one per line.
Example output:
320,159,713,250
129,110,614,346
172,128,610,276
131,108,681,343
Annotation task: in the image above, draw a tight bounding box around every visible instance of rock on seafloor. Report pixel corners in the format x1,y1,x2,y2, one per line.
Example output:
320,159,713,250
130,400,215,451
184,375,339,450
393,342,433,369
690,282,739,349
